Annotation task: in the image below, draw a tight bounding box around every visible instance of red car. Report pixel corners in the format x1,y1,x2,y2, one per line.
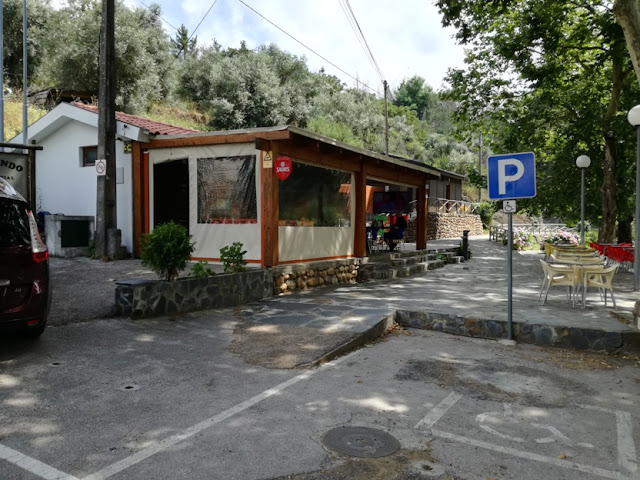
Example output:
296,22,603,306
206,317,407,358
0,178,50,338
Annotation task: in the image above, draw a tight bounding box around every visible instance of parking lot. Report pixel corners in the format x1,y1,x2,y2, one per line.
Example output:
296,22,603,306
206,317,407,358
1,312,638,480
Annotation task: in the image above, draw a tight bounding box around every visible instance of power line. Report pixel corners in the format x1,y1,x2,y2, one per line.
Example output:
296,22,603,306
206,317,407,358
133,0,180,32
340,0,384,83
189,0,218,43
236,0,383,96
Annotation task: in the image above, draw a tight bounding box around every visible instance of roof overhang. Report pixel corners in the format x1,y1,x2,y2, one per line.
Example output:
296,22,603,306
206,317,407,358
7,102,150,145
146,125,444,182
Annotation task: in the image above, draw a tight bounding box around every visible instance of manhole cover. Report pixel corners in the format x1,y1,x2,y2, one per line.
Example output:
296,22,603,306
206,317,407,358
322,426,399,458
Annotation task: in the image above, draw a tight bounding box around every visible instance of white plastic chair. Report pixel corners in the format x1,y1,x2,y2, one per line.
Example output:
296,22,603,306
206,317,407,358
539,260,580,307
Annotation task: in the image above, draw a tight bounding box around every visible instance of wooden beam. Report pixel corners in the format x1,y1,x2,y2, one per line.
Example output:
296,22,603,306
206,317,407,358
365,160,432,187
272,139,363,172
417,183,427,250
131,141,143,257
143,130,291,149
255,137,271,151
261,149,279,267
354,167,367,258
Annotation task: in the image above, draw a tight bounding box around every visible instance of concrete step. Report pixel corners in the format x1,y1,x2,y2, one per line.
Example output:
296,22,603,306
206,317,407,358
359,258,445,280
359,247,456,281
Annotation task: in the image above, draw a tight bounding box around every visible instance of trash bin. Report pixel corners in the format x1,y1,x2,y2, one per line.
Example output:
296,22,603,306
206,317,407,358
462,230,470,260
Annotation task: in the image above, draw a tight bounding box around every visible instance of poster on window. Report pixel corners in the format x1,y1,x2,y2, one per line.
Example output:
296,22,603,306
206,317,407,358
197,155,257,224
0,152,29,200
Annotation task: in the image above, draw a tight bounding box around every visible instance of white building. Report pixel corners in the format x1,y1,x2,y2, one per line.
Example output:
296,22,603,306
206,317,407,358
11,102,195,255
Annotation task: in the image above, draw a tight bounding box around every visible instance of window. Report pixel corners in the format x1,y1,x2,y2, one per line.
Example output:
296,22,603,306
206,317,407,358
82,146,97,167
278,161,351,227
0,199,30,247
197,155,257,224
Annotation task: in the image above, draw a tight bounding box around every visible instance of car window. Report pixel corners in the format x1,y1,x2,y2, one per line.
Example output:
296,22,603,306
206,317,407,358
0,200,30,247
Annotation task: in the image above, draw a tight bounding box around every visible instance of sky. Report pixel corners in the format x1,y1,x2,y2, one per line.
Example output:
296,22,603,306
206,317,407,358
121,0,468,96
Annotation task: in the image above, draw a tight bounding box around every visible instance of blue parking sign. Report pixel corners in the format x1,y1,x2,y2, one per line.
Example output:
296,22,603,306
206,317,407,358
487,152,536,200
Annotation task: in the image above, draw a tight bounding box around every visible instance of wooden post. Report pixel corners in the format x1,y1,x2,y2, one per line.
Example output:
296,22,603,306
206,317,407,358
260,148,279,267
131,142,144,257
417,183,427,250
95,0,117,259
354,168,367,257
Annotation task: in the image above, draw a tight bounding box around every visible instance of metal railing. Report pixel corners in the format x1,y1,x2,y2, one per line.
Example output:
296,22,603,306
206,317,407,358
427,197,478,214
489,223,577,242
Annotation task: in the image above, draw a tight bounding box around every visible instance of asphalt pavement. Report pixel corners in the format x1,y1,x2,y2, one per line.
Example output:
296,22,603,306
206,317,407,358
46,235,640,366
2,235,639,479
0,315,637,480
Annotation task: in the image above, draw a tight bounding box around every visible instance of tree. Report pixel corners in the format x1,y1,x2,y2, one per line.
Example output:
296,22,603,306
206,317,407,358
173,24,197,59
437,0,638,241
2,0,52,89
614,0,640,85
36,0,174,113
393,76,435,122
177,44,320,129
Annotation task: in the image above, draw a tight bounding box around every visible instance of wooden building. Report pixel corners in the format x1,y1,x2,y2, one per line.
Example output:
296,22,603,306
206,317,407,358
136,125,463,267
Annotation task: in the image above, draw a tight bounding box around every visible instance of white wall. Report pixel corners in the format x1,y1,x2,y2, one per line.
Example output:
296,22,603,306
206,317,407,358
278,226,354,262
36,121,134,254
149,144,262,262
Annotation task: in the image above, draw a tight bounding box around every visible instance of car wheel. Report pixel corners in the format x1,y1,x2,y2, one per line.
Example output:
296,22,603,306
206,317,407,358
23,320,47,339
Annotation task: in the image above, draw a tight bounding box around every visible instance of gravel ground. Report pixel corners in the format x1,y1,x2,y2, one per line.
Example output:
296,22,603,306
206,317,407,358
48,257,159,326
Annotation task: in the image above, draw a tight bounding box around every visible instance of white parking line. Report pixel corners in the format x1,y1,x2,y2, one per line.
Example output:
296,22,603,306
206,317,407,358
430,428,622,480
0,443,80,480
581,404,639,478
417,396,638,480
414,391,462,430
1,355,348,480
83,357,347,480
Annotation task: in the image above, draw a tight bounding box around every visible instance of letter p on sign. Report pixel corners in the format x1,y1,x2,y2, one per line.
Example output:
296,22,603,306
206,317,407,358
487,152,536,200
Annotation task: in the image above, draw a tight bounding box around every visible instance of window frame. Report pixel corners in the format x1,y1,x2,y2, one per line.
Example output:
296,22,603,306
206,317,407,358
81,146,98,167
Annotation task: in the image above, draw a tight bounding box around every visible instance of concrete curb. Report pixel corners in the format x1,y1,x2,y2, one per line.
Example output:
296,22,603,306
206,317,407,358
395,309,640,354
297,312,397,369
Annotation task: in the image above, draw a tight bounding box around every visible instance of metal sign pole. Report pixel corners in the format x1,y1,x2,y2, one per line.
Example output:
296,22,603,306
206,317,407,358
487,152,536,343
507,211,513,340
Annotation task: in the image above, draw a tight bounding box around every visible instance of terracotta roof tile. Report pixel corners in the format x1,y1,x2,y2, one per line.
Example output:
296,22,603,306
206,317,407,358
71,102,198,135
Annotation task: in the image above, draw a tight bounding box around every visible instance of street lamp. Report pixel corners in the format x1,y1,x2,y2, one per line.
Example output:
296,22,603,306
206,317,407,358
576,155,591,246
628,105,640,291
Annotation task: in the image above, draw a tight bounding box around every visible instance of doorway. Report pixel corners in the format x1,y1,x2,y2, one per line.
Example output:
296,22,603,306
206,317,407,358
153,159,189,230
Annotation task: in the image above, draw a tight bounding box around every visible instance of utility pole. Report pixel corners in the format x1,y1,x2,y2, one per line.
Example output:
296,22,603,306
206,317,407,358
478,134,483,201
384,80,389,156
95,0,118,259
0,0,4,148
21,0,26,146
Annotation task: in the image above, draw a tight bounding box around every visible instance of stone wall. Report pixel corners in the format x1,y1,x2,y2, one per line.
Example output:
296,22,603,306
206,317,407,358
272,258,361,295
426,213,483,240
395,310,639,353
115,269,273,318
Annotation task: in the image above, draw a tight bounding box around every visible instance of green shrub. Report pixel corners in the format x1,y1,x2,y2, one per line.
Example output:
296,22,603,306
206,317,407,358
475,201,496,229
220,242,247,274
139,222,195,281
191,260,215,278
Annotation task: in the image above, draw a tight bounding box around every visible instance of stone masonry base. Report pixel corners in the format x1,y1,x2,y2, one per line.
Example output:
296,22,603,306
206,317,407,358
395,310,640,353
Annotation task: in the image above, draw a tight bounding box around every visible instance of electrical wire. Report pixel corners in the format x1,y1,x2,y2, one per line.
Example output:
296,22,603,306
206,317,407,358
236,0,383,96
189,0,218,43
340,0,384,83
133,0,180,32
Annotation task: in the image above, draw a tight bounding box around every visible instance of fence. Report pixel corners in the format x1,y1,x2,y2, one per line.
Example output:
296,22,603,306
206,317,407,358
427,197,478,214
489,223,576,243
